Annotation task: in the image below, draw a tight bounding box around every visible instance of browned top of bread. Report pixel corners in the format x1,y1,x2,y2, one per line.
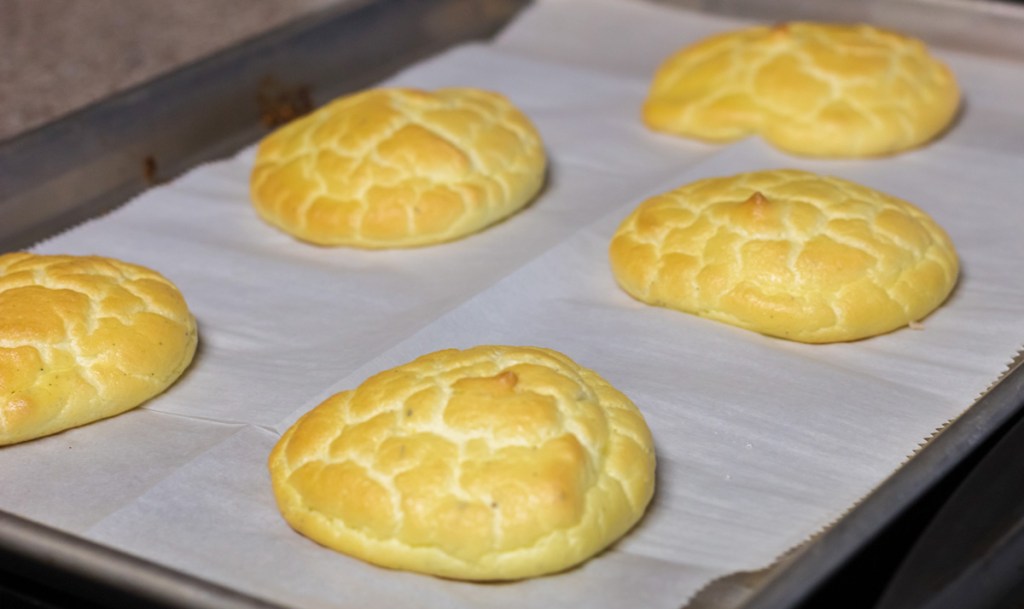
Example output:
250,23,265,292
644,22,960,157
0,253,197,445
268,345,655,580
250,87,547,248
609,170,959,342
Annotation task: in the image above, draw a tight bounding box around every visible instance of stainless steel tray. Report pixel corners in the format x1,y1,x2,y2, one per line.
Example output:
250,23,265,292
2,1,1023,607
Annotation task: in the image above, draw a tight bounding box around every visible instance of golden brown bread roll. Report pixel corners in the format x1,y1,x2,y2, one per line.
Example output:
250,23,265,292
268,345,656,580
643,23,960,157
250,87,547,248
609,169,958,343
0,253,198,445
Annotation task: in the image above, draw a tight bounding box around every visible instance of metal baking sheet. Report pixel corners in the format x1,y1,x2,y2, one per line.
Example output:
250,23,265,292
2,1,1024,607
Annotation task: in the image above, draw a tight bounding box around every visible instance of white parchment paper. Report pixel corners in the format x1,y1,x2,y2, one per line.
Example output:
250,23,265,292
4,1,1024,607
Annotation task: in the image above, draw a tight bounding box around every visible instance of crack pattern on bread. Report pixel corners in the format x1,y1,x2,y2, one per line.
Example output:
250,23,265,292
643,23,960,157
609,170,959,343
251,88,546,247
268,345,655,580
0,253,198,445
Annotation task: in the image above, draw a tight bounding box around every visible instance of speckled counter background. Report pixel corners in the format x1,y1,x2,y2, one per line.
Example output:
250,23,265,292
0,0,344,141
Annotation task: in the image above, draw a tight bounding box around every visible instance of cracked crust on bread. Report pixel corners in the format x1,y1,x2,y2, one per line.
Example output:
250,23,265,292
268,345,656,580
250,88,547,247
609,169,959,342
0,253,197,445
643,23,960,157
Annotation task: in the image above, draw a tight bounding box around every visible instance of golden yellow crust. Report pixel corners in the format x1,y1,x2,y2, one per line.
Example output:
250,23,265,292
0,253,198,445
609,170,958,343
250,87,547,248
643,23,960,157
268,345,655,580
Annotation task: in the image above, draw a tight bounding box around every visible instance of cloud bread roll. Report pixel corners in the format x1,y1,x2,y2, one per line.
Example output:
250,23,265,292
268,345,655,580
0,253,198,445
250,87,547,247
643,23,960,157
609,170,958,343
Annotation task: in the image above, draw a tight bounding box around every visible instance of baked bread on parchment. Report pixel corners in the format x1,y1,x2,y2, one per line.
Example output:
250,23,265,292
250,87,546,248
0,253,197,445
643,23,960,157
268,345,656,580
609,169,959,343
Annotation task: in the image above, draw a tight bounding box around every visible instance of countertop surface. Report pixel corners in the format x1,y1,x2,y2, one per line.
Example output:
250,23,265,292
0,0,345,142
